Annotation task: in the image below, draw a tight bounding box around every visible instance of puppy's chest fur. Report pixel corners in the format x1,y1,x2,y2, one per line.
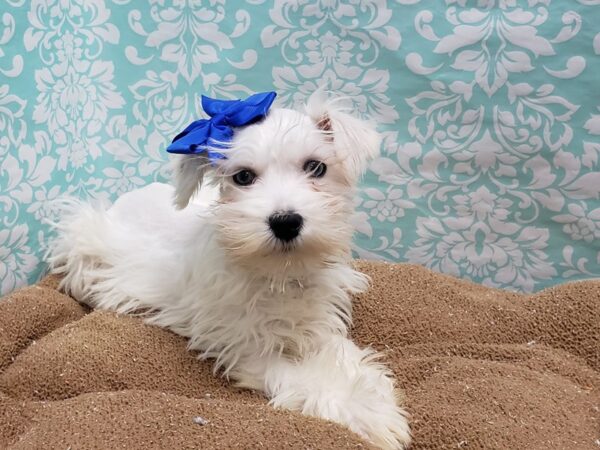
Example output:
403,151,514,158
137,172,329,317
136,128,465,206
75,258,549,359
251,279,352,354
162,266,358,371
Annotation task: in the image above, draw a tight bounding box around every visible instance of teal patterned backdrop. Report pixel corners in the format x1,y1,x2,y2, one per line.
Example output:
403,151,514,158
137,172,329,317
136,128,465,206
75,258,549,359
1,0,599,295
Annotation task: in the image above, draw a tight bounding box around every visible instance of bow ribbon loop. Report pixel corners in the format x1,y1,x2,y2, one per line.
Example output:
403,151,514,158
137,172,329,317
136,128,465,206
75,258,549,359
166,91,277,162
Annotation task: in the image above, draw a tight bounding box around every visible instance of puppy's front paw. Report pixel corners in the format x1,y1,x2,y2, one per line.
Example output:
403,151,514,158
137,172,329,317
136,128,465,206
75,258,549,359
337,388,410,450
260,337,411,449
271,368,411,449
338,354,411,449
356,398,411,450
378,408,411,450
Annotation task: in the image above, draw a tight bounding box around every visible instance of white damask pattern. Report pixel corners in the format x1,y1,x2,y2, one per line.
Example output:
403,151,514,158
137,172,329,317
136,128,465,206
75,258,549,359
262,0,401,122
0,0,599,295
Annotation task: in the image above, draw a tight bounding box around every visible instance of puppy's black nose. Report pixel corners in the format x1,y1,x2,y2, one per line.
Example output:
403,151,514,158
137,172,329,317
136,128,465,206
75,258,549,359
268,212,303,242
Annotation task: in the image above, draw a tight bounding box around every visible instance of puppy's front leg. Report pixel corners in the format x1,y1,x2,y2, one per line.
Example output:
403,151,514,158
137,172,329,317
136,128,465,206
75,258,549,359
233,335,411,450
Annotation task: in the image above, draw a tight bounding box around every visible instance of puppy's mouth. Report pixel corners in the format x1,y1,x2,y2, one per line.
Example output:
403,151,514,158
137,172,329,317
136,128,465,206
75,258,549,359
272,238,299,254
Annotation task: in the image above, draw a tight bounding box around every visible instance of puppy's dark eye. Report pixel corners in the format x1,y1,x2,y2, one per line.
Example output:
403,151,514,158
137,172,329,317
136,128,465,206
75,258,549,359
232,169,257,186
303,160,327,178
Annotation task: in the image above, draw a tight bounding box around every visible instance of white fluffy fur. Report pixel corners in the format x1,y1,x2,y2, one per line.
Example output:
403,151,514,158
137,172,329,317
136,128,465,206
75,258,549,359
46,92,411,449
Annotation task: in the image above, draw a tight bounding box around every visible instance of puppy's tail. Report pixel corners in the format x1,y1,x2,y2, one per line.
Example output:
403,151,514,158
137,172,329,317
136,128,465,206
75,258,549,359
45,197,113,304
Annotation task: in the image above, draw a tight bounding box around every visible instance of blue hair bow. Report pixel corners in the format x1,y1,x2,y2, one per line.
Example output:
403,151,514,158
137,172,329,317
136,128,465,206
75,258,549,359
166,91,277,162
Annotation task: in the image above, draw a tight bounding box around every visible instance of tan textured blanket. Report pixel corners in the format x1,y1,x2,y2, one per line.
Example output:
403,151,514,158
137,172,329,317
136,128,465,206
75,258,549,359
0,261,598,449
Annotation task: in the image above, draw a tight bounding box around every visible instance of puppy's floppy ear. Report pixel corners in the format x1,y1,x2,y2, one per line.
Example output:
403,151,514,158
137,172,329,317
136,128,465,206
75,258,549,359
170,154,211,209
306,91,381,182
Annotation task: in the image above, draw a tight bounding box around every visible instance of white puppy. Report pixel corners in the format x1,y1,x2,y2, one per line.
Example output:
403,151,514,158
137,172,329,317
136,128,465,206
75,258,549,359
46,91,411,449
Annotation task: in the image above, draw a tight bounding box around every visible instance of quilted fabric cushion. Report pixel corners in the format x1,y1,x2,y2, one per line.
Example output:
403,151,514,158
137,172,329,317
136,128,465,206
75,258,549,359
0,261,598,449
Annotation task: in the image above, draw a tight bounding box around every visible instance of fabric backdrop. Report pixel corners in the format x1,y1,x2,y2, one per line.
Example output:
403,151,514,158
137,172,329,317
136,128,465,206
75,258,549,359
1,0,599,296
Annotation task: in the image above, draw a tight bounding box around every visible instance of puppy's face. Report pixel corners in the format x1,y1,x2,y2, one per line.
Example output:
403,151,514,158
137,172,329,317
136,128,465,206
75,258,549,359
172,94,381,275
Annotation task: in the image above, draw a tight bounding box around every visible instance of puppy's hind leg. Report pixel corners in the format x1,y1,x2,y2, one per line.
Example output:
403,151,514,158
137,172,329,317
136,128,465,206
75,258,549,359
46,199,153,314
232,335,411,450
46,199,112,305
